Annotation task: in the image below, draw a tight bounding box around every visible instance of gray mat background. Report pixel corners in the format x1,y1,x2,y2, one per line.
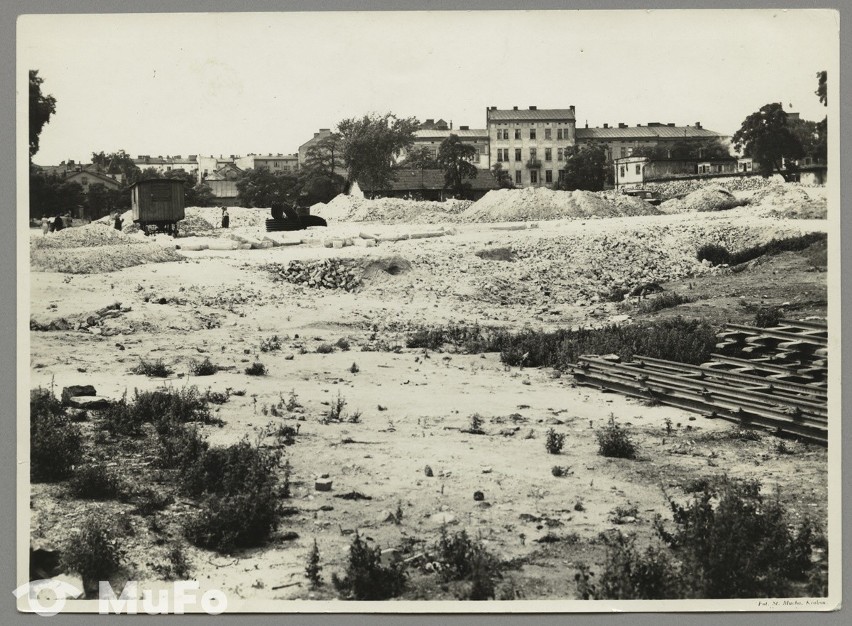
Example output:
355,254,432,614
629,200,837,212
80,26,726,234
1,1,847,624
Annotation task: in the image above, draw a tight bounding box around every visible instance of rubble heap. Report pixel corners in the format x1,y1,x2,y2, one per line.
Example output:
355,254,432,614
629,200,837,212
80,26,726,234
32,222,137,249
658,186,747,214
266,258,362,291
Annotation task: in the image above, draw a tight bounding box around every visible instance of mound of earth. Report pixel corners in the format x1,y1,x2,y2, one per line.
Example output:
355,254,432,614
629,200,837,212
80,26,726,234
659,186,746,214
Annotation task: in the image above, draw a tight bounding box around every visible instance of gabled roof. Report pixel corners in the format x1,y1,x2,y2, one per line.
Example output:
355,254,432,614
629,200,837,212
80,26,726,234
487,109,576,122
576,126,726,140
414,129,488,140
65,168,122,187
206,163,243,181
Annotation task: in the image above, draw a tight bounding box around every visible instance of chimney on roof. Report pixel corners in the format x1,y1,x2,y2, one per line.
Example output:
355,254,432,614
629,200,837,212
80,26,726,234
618,122,627,128
585,121,588,128
695,122,702,128
570,105,575,113
603,123,609,129
460,125,469,130
513,106,518,110
529,106,537,110
490,106,496,111
648,122,662,127
667,123,675,127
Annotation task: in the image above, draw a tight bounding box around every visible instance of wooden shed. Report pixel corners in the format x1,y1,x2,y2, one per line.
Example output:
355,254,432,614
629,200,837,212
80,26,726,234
130,178,185,234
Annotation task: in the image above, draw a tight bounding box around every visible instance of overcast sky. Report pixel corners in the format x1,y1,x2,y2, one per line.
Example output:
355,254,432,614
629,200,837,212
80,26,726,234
19,9,837,165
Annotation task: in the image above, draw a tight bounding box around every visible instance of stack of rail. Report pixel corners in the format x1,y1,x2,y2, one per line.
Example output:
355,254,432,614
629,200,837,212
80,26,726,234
569,320,828,445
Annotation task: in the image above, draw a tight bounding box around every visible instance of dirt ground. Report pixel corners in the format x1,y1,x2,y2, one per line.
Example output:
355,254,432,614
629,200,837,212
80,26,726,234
27,205,829,602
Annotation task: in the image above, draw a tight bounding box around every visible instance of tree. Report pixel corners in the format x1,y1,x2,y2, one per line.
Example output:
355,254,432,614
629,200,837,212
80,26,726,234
235,168,299,208
788,118,826,163
29,70,57,159
490,162,514,189
303,133,344,177
399,146,439,170
816,70,827,107
297,171,345,206
91,150,140,184
337,112,419,196
165,169,217,207
732,103,804,181
436,134,478,198
558,143,608,191
85,183,112,219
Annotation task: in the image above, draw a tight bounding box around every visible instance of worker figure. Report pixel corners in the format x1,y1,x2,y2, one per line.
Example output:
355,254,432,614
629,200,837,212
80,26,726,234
221,207,230,229
52,215,64,232
40,215,50,235
114,213,123,231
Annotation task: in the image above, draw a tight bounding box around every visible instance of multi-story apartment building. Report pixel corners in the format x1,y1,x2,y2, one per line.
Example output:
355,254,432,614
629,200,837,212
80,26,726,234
486,105,577,187
235,153,299,174
405,126,490,170
575,122,728,163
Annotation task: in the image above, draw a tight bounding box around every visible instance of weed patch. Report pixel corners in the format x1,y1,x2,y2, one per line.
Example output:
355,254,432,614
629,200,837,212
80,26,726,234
545,429,565,454
596,416,637,459
30,388,83,482
189,357,219,376
244,361,267,376
132,358,173,378
61,512,126,596
332,532,406,600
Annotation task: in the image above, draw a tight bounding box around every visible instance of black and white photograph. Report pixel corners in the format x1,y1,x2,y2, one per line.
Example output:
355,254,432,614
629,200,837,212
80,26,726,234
17,8,841,614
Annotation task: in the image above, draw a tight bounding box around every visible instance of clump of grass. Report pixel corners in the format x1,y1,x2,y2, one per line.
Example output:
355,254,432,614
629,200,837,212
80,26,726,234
596,415,637,459
349,362,360,374
61,511,126,596
30,388,83,482
467,413,485,434
332,532,407,600
104,387,218,437
753,306,783,328
406,323,487,351
245,361,267,376
189,357,219,376
636,292,694,314
335,337,351,351
551,465,569,477
545,429,565,455
132,358,174,378
324,393,347,423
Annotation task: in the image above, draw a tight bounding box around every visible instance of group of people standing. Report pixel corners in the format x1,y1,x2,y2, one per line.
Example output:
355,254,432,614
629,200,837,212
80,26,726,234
40,214,71,235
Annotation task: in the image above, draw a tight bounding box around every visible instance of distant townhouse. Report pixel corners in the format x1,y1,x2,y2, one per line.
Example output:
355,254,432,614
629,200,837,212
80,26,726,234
235,153,299,174
133,154,199,178
406,126,491,170
486,105,577,188
575,122,728,164
614,155,739,190
64,168,122,192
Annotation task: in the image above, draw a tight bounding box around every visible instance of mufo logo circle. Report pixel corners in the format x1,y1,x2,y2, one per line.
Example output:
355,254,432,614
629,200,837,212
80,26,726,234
14,579,82,616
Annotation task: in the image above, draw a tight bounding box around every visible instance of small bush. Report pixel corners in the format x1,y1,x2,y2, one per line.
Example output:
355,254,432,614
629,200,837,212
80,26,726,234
132,358,173,378
596,416,637,459
189,357,219,376
552,465,568,477
325,393,347,422
61,512,126,595
545,429,565,455
67,464,126,500
349,362,360,374
315,343,335,354
130,486,174,516
105,387,217,437
245,361,267,376
435,528,503,600
636,292,694,314
332,532,407,600
468,413,485,433
259,335,281,353
754,307,783,328
696,243,731,266
30,388,83,482
406,324,487,351
155,421,209,470
306,539,323,588
152,542,191,580
335,337,351,351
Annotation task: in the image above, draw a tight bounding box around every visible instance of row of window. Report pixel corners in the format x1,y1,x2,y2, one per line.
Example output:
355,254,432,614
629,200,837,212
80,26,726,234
495,128,570,141
495,147,568,163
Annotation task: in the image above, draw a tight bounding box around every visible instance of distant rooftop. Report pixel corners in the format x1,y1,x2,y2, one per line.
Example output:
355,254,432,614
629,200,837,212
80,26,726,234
487,106,576,121
577,124,726,140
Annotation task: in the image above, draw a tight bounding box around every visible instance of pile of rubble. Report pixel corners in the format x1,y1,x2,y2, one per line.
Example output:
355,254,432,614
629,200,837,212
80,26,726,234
32,222,138,249
747,184,828,219
461,187,660,223
311,195,472,224
658,186,747,214
266,258,362,291
647,176,776,200
30,302,130,334
31,242,184,274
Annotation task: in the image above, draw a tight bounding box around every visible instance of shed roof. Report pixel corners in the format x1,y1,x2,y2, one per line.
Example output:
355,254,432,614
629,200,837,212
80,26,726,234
128,177,186,189
414,129,488,139
487,109,576,122
576,126,726,140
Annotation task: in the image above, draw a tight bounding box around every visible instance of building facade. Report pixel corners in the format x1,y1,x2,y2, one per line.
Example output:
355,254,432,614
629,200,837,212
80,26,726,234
576,122,729,163
235,153,299,174
485,106,577,188
403,127,490,170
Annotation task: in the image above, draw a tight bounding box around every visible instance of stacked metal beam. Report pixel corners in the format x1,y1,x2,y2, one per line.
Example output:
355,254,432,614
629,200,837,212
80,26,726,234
569,320,828,445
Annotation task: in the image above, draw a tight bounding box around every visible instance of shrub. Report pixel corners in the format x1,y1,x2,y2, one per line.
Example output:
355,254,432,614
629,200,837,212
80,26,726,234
31,388,83,482
306,539,323,588
130,486,174,516
189,357,218,376
335,337,351,351
636,292,694,314
406,324,487,351
152,542,191,580
754,307,783,328
315,343,335,354
552,465,568,477
132,358,173,378
576,532,684,600
696,243,731,266
434,528,502,600
729,232,827,266
245,361,267,376
655,477,823,598
67,464,126,500
596,416,637,459
260,335,281,352
332,532,407,600
468,413,485,433
182,439,283,552
155,421,209,470
106,387,216,437
326,393,347,422
545,429,565,454
349,362,360,374
61,512,126,596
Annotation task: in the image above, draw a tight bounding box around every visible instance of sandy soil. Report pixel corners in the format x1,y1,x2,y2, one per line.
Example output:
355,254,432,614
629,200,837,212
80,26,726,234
27,204,829,602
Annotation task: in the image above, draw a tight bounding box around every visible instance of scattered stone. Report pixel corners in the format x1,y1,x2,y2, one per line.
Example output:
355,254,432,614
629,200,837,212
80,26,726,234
334,491,372,501
314,478,333,492
430,512,456,525
61,385,96,402
473,491,485,501
378,510,397,524
424,465,434,477
64,396,111,410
